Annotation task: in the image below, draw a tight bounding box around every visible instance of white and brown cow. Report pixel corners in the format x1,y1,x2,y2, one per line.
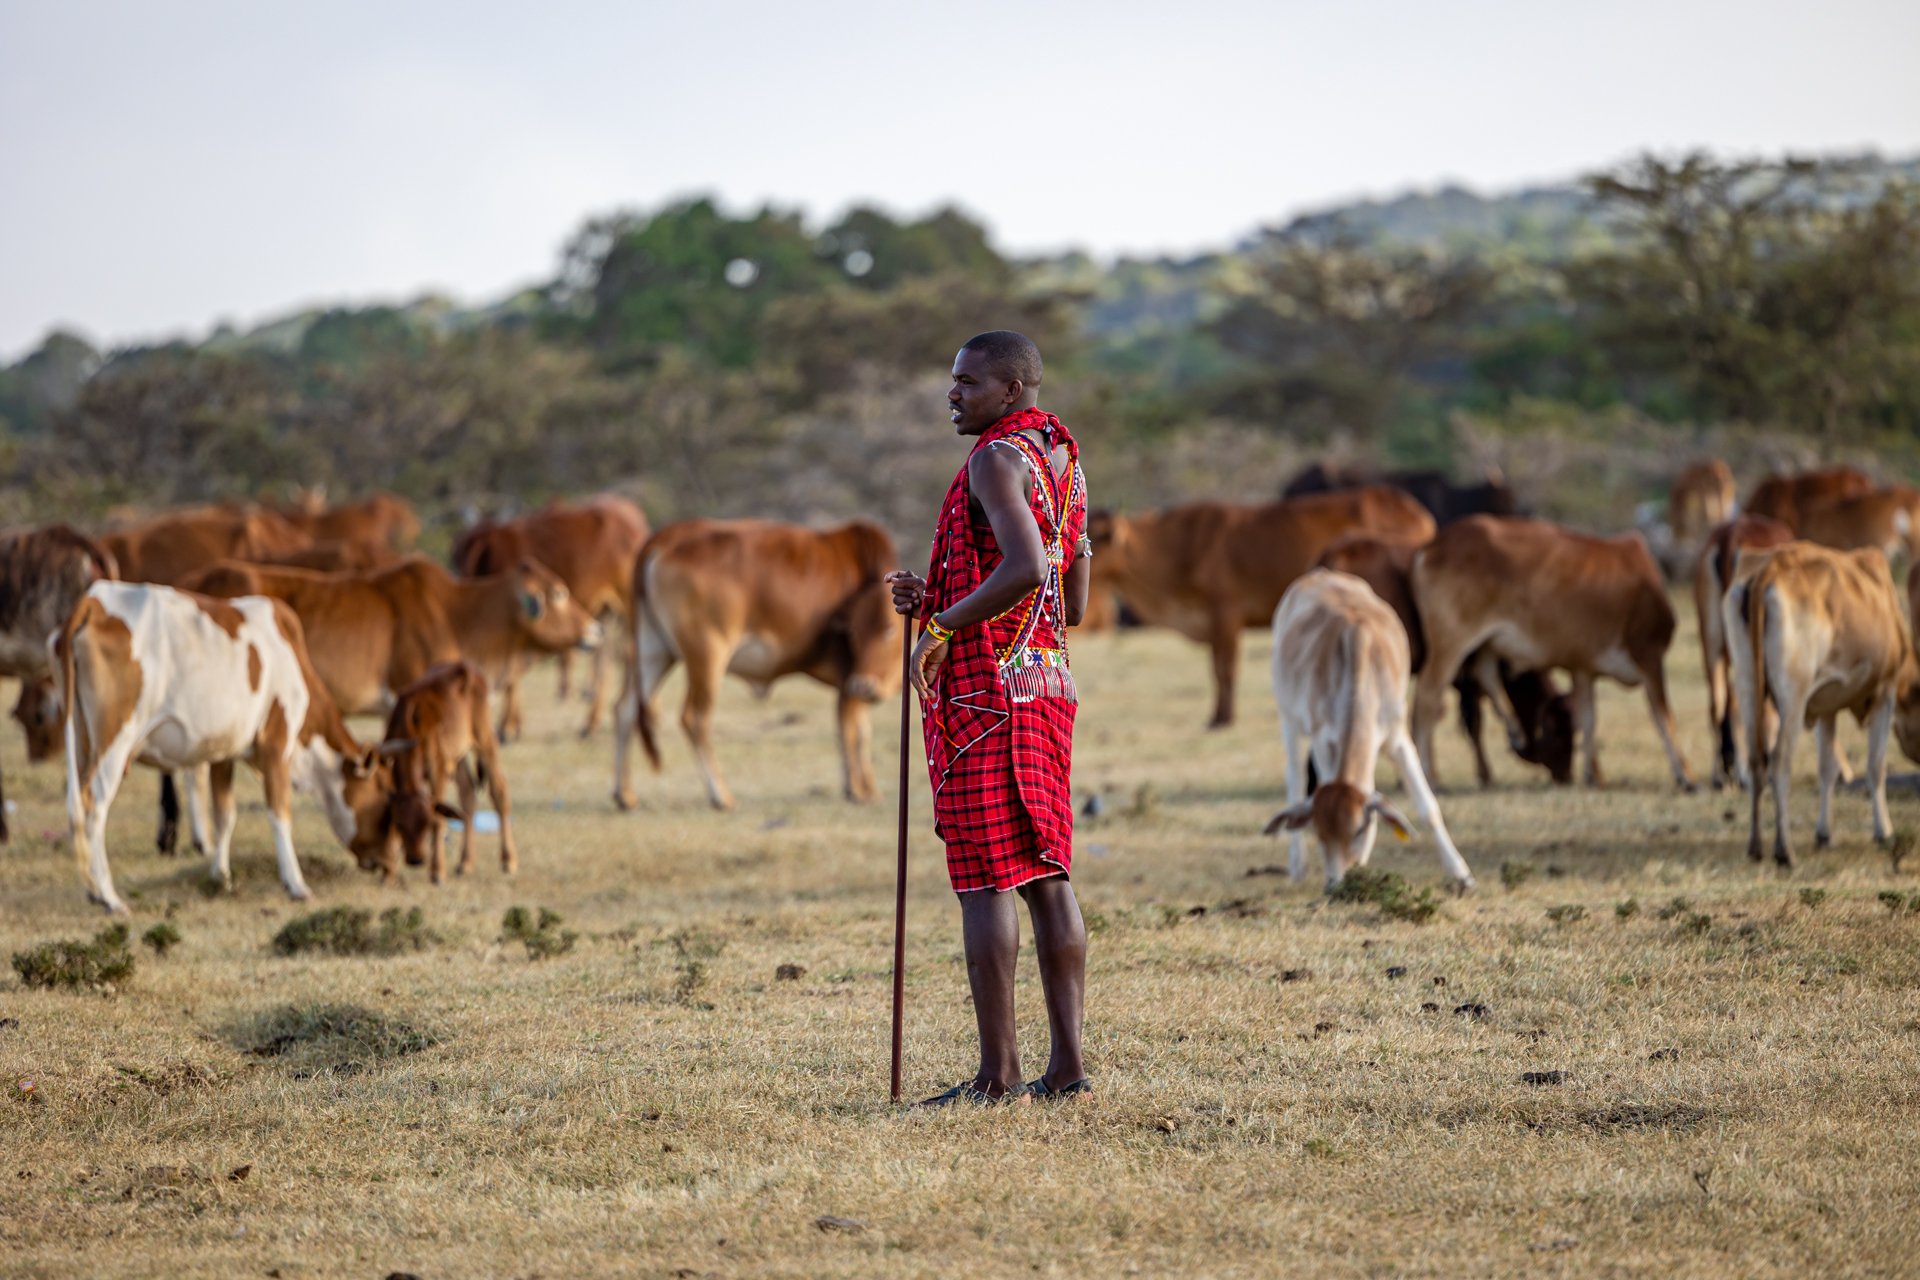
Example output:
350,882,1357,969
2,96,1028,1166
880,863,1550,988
1262,569,1473,891
1723,542,1920,868
54,582,390,914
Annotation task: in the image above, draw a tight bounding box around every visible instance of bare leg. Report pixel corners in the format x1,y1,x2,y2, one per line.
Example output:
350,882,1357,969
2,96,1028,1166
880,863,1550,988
959,887,1022,1096
1019,875,1087,1090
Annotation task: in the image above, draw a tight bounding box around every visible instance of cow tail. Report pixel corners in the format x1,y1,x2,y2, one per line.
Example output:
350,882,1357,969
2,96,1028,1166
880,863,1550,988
58,597,90,860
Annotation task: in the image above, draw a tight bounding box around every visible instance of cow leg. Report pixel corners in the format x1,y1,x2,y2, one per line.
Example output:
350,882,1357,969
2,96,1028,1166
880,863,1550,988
0,754,8,845
613,612,676,811
837,691,878,803
1282,714,1308,882
258,756,312,901
1454,672,1494,787
1769,703,1800,869
75,748,136,916
578,606,615,739
556,649,573,700
156,771,180,855
1390,734,1474,890
1570,673,1602,787
182,763,213,855
496,655,525,746
1413,630,1479,790
680,645,736,811
453,760,479,876
475,732,517,874
1206,603,1237,729
1866,692,1895,845
1814,718,1841,849
205,759,239,893
1639,658,1696,792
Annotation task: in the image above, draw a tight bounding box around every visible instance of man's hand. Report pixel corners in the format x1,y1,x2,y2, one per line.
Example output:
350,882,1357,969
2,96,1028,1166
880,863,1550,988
909,629,949,702
885,570,927,618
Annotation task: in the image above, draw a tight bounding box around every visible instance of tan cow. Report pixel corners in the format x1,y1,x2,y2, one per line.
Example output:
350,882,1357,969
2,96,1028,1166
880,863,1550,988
1744,465,1875,533
1796,486,1920,562
0,524,118,841
1411,516,1693,791
54,583,394,914
275,491,421,557
367,661,515,885
1669,458,1737,551
1695,515,1795,790
613,518,901,811
1724,542,1920,867
1262,569,1473,890
453,496,649,740
100,506,312,586
1088,487,1436,727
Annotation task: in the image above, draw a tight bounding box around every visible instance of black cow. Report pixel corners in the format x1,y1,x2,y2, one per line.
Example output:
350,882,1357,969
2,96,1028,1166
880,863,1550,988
1283,463,1519,526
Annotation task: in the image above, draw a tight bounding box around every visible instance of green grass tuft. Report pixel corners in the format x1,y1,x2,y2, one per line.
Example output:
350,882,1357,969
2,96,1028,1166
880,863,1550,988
501,905,578,960
271,907,436,957
12,924,135,991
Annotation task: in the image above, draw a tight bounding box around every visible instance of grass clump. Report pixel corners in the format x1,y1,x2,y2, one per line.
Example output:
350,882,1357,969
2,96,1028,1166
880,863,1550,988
141,923,182,956
1655,896,1693,921
1616,898,1641,920
238,1002,438,1077
1499,861,1535,891
1799,888,1827,910
500,906,578,960
1545,904,1587,927
271,907,435,957
1329,868,1441,925
12,924,135,991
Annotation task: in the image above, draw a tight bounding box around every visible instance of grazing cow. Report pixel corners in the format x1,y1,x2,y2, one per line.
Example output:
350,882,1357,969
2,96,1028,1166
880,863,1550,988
1282,462,1519,525
367,661,515,884
1315,535,1574,786
1744,465,1875,533
453,496,649,740
255,539,394,573
1411,516,1694,791
53,583,393,914
1723,542,1920,867
274,491,421,557
1695,515,1796,789
1262,569,1473,890
1668,458,1737,550
613,519,901,811
100,506,312,586
0,524,118,840
1796,486,1920,562
1088,488,1435,727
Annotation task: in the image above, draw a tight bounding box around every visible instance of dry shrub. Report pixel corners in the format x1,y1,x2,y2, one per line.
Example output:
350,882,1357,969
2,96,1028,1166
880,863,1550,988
236,1002,438,1077
500,906,577,959
271,906,436,957
12,924,135,991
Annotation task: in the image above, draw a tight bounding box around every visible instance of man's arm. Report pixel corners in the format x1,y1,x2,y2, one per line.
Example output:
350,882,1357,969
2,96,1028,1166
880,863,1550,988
1062,545,1091,626
932,447,1046,630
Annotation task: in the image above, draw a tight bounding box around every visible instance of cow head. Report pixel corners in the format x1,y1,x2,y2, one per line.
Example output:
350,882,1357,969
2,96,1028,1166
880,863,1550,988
1506,672,1575,785
1263,782,1413,890
509,557,602,654
12,675,62,763
339,748,404,878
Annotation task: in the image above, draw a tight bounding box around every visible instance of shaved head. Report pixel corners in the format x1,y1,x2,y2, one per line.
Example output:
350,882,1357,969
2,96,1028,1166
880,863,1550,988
959,330,1043,389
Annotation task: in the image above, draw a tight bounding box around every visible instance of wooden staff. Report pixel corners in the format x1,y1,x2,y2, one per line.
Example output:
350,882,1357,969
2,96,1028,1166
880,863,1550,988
890,616,913,1103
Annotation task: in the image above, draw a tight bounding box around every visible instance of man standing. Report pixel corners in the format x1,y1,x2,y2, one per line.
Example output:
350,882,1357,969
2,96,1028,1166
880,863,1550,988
886,330,1094,1104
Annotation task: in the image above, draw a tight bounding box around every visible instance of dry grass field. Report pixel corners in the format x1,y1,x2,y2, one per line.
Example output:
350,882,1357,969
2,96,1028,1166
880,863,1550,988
5,601,1920,1278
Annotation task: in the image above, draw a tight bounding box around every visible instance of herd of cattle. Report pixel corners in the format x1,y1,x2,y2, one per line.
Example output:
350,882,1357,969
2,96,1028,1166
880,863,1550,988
1,456,1917,913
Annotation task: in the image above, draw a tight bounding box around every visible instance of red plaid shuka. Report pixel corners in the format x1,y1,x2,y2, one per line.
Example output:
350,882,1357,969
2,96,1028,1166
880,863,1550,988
922,406,1088,894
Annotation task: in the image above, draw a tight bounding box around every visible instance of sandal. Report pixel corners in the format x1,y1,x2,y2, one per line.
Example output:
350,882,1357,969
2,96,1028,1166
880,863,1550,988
1024,1076,1093,1100
917,1080,1015,1108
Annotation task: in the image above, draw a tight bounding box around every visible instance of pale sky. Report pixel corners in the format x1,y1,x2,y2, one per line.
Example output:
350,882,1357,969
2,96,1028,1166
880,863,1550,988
3,0,1917,358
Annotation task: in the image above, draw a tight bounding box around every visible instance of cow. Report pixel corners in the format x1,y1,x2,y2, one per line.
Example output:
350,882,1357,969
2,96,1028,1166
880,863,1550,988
1410,516,1694,792
1315,535,1573,786
1282,462,1519,526
1668,458,1737,551
0,524,118,841
613,518,901,812
453,496,649,741
255,539,395,573
1261,569,1473,891
365,661,515,885
53,583,394,915
1724,542,1920,867
271,491,421,557
100,505,312,587
1695,515,1796,790
1796,486,1920,563
1743,465,1875,533
1087,488,1436,727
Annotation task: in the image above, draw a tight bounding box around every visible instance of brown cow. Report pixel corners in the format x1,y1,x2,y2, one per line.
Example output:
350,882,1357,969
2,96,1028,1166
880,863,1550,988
613,519,901,811
255,539,394,573
1316,535,1573,786
453,496,649,741
1796,486,1920,562
274,491,421,556
1411,516,1694,791
1088,488,1436,727
0,524,118,841
1725,542,1920,867
181,555,600,718
101,505,312,586
1744,465,1875,533
366,661,515,884
1668,458,1736,550
1695,515,1795,790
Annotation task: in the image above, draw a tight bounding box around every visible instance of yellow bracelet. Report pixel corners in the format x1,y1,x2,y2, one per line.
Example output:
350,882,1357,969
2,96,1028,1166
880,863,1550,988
923,617,954,645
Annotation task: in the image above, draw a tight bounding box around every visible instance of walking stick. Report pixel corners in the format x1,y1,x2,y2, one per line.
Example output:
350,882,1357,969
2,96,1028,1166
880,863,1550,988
890,616,914,1103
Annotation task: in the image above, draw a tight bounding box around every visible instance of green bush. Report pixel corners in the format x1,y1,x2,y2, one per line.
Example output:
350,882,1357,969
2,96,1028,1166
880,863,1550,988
12,924,134,991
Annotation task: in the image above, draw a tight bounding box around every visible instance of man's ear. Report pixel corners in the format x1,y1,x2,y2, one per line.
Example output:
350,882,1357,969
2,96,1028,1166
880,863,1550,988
1004,378,1024,406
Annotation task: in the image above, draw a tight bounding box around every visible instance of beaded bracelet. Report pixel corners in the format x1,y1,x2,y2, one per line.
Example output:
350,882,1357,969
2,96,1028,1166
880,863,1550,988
923,617,955,645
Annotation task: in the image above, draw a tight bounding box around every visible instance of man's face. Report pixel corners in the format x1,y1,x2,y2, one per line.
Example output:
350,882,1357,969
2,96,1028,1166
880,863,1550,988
948,348,1017,436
